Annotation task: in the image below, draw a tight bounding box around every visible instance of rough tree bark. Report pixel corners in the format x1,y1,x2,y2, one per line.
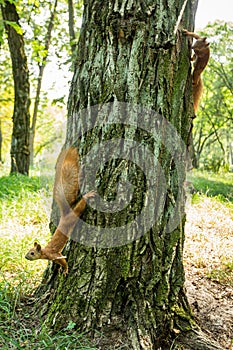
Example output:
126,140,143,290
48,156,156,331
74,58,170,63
1,1,30,175
34,1,223,349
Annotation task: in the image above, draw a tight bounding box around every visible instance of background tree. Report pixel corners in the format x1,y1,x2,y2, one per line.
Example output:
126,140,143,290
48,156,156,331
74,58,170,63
1,0,31,174
28,0,58,165
0,36,13,165
0,120,2,163
193,21,233,171
68,0,83,63
0,0,83,170
33,1,224,349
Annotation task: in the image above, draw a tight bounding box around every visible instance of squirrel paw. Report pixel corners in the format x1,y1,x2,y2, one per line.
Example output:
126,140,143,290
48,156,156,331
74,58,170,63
63,269,68,276
58,266,68,276
83,190,97,201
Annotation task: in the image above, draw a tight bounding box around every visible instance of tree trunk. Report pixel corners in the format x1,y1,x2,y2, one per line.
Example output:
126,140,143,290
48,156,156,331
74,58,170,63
33,0,223,348
68,0,76,54
29,0,58,166
1,1,30,175
0,119,2,164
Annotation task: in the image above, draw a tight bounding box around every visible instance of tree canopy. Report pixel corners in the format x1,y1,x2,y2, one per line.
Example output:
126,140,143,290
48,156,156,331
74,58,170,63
0,1,232,173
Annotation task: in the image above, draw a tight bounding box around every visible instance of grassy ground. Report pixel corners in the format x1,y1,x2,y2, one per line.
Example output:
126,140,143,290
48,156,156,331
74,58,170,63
188,170,233,204
0,172,97,349
186,170,233,286
185,195,233,285
0,169,232,349
184,170,233,349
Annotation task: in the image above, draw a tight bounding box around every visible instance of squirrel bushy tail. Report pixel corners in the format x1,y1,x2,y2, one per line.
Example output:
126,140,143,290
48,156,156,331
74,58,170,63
54,148,80,215
25,148,95,275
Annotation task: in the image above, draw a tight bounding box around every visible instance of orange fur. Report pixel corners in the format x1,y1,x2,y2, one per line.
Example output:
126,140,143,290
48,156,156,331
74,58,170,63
183,29,210,113
25,148,96,275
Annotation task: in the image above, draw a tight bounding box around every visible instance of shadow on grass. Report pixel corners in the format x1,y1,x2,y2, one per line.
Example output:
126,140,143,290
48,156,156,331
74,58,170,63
189,174,233,203
0,174,53,199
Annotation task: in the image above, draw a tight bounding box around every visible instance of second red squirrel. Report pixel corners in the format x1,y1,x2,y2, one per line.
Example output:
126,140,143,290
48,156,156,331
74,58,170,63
183,29,210,113
25,148,95,275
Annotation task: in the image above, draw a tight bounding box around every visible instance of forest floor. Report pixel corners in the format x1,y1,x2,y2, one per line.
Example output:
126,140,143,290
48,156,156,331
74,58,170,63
0,171,232,349
184,195,233,350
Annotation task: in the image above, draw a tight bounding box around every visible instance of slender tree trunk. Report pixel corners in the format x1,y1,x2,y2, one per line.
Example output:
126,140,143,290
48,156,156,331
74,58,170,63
33,1,223,349
68,0,76,54
29,0,58,166
0,120,2,164
1,1,30,175
229,142,233,171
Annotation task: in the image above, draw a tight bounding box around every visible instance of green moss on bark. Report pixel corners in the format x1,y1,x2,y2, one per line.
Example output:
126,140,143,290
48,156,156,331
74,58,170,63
35,1,201,348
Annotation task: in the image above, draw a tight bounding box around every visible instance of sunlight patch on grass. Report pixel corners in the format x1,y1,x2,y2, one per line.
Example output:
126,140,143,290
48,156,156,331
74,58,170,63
0,174,53,293
0,173,99,349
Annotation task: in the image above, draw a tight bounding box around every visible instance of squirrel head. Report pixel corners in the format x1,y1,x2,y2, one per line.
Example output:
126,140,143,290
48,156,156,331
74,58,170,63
192,37,210,53
25,242,42,260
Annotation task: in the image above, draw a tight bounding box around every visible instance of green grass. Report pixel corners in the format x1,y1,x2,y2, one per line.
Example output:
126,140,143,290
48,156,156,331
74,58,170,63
0,173,52,294
0,288,97,349
0,169,232,348
187,170,233,204
208,261,233,286
0,172,97,349
0,294,97,349
186,170,233,286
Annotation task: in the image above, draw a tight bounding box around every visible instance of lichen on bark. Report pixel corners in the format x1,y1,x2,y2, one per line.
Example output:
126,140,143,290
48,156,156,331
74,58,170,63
32,1,224,349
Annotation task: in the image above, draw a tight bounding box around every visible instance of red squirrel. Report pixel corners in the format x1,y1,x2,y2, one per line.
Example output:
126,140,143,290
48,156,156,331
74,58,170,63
183,29,210,113
25,148,95,275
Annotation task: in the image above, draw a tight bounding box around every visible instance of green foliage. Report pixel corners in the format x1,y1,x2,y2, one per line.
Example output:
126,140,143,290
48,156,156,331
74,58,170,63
4,20,23,34
193,21,233,172
32,104,66,164
0,19,4,45
0,31,14,162
0,0,83,166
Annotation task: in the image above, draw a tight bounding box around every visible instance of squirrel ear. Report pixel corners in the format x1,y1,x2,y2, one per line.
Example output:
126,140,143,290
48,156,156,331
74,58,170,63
202,37,207,41
34,242,41,252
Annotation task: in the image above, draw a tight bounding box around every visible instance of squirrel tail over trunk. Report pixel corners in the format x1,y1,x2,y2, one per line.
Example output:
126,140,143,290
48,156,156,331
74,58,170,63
193,78,203,114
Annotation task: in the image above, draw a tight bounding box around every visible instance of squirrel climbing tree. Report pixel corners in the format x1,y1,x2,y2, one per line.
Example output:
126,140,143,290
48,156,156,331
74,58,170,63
183,29,210,113
25,148,95,275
